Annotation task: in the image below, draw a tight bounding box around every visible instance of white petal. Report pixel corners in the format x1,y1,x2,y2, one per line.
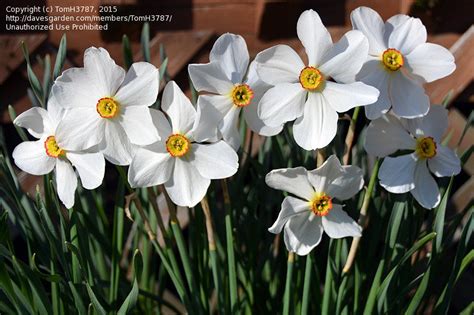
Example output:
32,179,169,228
150,108,172,138
162,81,196,134
12,140,55,175
101,121,133,165
284,212,323,255
322,204,362,238
350,7,387,55
114,62,159,107
84,47,125,96
297,9,332,65
190,142,238,179
66,152,105,189
164,158,210,207
319,30,369,83
293,93,338,150
258,83,306,127
411,161,440,209
255,45,304,85
406,43,455,83
191,97,223,142
188,62,234,94
128,144,174,188
357,61,391,120
268,196,311,234
428,145,461,177
209,33,249,84
322,81,379,113
46,94,65,125
379,154,417,193
389,73,429,118
119,106,159,145
405,104,448,142
265,167,315,200
55,108,104,151
55,159,77,209
364,114,416,157
218,106,241,150
243,102,283,137
387,17,427,55
14,107,54,138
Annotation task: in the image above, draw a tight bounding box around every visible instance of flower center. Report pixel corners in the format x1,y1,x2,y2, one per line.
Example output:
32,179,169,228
382,48,404,71
416,136,437,159
166,134,191,157
44,136,65,158
231,84,254,107
299,66,323,91
309,192,333,216
96,97,119,118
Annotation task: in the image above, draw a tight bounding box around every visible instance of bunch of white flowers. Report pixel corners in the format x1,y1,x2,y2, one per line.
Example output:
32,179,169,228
12,7,460,257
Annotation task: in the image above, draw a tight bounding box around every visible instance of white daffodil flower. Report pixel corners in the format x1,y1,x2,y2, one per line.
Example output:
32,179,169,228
365,105,461,209
351,7,456,120
254,9,379,150
128,81,239,207
266,155,363,256
53,47,160,165
12,99,105,209
188,33,282,150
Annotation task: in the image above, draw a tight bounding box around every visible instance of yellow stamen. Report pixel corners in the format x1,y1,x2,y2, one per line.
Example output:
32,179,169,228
299,66,323,91
309,192,333,216
382,48,404,71
231,84,254,107
166,134,191,157
44,136,65,158
416,136,437,159
96,97,119,118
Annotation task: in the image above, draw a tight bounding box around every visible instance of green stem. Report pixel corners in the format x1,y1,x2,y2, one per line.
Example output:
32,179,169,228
108,181,124,308
301,254,312,315
283,252,295,315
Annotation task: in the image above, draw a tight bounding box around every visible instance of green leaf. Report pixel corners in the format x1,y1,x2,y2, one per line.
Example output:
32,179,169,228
21,41,44,107
141,23,151,62
53,34,67,79
118,250,143,315
86,283,107,315
122,34,133,70
31,253,61,282
433,178,454,254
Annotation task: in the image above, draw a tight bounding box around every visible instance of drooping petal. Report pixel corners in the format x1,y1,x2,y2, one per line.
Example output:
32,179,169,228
357,60,391,119
66,151,105,190
55,159,77,209
428,145,461,177
365,114,416,157
257,83,306,127
164,158,210,207
297,9,333,66
268,196,311,234
119,106,160,145
191,97,223,142
218,106,242,150
188,62,234,94
55,108,104,151
322,204,362,238
379,154,417,193
128,144,174,188
150,108,172,139
243,101,283,137
322,81,379,113
255,45,304,85
84,47,125,97
389,72,429,118
293,92,338,150
387,17,427,55
114,62,159,107
284,212,323,255
405,104,448,142
406,43,455,83
190,141,238,179
319,30,369,83
14,107,54,138
265,167,315,200
209,33,249,84
350,6,387,55
12,140,55,175
411,161,440,209
101,121,133,165
161,81,196,134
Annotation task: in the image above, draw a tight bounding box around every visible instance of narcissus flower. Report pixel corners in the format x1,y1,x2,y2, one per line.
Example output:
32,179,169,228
351,7,456,119
188,33,282,149
53,47,160,165
128,81,239,207
266,155,363,255
255,9,379,150
12,99,105,208
365,105,461,208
